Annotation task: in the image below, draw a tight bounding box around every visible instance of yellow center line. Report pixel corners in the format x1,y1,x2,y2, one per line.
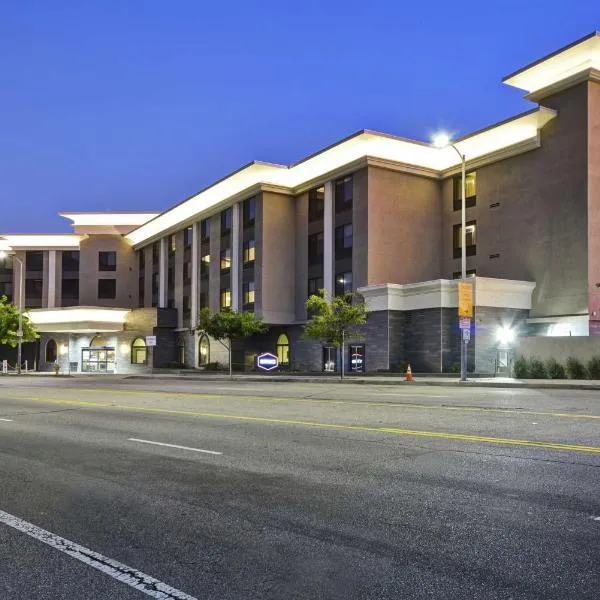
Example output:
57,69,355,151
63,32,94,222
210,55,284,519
4,395,600,455
11,387,600,421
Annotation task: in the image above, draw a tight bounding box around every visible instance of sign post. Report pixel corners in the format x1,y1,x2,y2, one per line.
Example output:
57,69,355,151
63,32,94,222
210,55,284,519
458,281,473,381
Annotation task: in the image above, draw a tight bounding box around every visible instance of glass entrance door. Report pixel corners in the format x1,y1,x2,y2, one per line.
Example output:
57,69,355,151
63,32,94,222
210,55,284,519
81,347,116,373
495,349,510,376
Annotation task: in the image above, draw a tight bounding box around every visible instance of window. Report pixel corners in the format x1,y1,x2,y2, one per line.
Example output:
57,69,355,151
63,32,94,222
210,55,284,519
183,227,193,248
198,335,210,366
453,172,477,210
183,262,190,283
453,221,477,258
138,250,145,272
138,277,145,308
26,251,44,271
61,278,79,305
243,240,255,265
221,208,232,235
199,291,208,309
243,197,256,226
276,333,289,366
308,232,324,265
152,242,160,266
308,186,325,222
335,175,353,213
45,339,57,363
168,235,176,253
201,254,210,276
335,272,353,296
25,278,43,299
151,272,159,293
220,288,231,309
452,270,476,279
0,282,13,301
98,278,116,299
335,224,353,258
243,281,255,307
0,254,13,273
200,218,210,242
220,249,231,273
98,251,117,272
308,276,324,297
131,338,147,365
62,251,80,272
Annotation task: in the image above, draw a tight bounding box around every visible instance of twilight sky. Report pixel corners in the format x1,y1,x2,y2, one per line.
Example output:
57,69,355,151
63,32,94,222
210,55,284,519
0,1,598,232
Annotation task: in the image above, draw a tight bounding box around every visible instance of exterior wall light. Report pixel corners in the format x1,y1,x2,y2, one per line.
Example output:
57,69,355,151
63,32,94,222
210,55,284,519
120,343,131,354
496,326,515,345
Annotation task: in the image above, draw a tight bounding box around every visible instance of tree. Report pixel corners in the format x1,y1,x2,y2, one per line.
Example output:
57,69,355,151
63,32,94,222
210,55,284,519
0,295,38,348
304,291,367,380
197,307,267,377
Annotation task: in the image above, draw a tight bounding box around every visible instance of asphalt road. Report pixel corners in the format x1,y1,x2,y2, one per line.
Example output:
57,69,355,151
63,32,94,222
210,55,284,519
0,377,599,599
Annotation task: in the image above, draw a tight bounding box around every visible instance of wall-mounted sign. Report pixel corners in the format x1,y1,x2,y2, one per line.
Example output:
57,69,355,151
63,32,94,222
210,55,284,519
145,335,157,347
257,352,278,371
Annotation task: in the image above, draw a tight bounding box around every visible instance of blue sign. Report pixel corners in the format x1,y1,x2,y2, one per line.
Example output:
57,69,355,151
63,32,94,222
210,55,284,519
257,352,279,371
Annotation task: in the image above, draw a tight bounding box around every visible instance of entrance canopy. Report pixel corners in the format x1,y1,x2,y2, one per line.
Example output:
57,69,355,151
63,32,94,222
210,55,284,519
28,307,130,333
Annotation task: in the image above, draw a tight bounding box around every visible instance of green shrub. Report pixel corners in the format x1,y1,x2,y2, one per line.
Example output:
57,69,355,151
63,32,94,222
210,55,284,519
513,355,529,379
397,361,408,374
586,356,600,380
566,356,586,380
203,361,224,371
529,358,547,379
546,358,566,379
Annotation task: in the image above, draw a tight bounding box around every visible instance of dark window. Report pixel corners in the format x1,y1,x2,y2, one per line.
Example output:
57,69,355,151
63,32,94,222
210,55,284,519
98,279,116,299
45,339,57,363
138,250,145,272
243,281,255,308
220,288,231,309
151,272,159,293
452,270,476,279
243,197,256,226
221,208,232,235
335,175,353,213
62,251,80,272
0,254,13,273
335,224,352,258
25,278,43,298
98,251,117,272
138,277,145,307
183,262,191,283
453,172,477,210
200,219,210,242
61,278,79,303
168,235,176,254
26,251,43,271
308,277,324,297
308,232,324,265
183,227,193,248
199,291,208,309
201,254,210,276
183,295,191,318
0,281,13,301
308,186,325,222
243,240,255,265
335,272,353,296
453,221,477,258
152,242,160,266
220,248,231,273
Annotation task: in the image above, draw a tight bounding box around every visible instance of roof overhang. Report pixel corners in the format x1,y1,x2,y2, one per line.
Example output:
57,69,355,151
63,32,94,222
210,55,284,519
28,307,130,333
503,31,600,98
59,212,160,236
0,234,85,251
126,108,556,247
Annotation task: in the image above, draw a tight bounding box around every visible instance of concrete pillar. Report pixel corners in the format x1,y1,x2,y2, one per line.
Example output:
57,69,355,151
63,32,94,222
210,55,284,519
159,238,168,308
191,222,199,327
231,203,241,311
323,180,334,299
47,250,56,308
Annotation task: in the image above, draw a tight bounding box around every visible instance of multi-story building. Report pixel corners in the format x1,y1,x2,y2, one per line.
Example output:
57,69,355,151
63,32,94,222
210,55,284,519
1,32,599,374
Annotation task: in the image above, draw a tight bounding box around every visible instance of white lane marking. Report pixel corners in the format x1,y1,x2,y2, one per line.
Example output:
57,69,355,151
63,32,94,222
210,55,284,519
379,393,452,398
590,516,600,521
128,438,222,455
0,418,13,422
0,509,198,600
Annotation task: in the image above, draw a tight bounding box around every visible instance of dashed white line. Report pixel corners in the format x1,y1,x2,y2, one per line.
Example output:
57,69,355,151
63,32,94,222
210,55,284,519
128,438,222,455
0,509,198,599
0,418,13,422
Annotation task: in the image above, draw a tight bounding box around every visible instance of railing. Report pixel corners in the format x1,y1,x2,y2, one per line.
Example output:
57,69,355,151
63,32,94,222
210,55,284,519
1,360,29,374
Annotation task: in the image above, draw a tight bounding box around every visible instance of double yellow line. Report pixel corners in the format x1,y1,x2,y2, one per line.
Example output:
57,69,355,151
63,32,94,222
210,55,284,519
5,394,600,455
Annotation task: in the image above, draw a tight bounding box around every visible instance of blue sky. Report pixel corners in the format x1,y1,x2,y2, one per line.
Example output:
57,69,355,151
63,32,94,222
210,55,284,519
0,1,598,232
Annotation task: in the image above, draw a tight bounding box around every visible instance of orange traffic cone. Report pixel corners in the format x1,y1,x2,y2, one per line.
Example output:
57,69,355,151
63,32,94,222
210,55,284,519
405,364,413,382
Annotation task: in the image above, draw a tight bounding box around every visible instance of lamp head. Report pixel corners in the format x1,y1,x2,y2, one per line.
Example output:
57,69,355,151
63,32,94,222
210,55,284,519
432,132,452,149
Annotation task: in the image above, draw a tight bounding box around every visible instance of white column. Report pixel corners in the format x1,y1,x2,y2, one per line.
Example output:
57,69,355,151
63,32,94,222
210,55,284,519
191,222,199,327
323,181,334,299
47,250,56,308
159,238,168,308
231,203,241,311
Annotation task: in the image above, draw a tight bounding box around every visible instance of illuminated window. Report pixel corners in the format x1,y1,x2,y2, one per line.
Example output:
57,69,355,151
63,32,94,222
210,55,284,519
201,254,210,276
220,288,231,309
220,249,231,273
453,172,477,210
276,334,289,366
243,240,255,265
243,281,255,307
453,221,477,258
198,335,210,366
131,338,147,365
168,235,176,253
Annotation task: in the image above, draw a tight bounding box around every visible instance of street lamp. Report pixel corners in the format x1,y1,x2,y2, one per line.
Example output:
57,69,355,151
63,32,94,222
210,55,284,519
0,250,24,374
432,132,468,382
